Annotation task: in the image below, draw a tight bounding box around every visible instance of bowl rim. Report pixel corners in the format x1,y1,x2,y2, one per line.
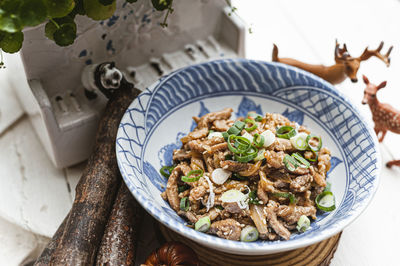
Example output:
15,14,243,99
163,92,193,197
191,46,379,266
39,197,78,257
116,58,381,254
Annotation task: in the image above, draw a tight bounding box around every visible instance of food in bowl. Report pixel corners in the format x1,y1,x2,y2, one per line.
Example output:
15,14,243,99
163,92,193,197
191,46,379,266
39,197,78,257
160,108,335,242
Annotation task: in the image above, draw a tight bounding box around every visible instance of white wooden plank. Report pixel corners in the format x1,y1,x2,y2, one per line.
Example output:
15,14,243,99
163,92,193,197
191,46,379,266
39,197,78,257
0,55,24,135
0,118,72,237
0,217,48,266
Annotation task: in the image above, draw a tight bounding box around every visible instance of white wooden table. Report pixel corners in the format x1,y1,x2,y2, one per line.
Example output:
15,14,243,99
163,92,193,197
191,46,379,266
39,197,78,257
1,0,400,265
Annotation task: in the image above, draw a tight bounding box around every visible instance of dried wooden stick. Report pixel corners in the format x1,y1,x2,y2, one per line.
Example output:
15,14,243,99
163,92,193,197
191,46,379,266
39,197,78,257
34,212,69,266
48,81,140,265
96,182,144,265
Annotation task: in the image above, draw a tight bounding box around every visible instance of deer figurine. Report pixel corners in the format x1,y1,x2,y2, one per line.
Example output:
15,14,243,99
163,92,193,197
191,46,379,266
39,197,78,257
362,75,400,168
272,41,392,85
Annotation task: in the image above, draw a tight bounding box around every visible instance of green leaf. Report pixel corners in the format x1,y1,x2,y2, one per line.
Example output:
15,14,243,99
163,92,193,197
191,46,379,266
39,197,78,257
99,0,114,5
83,0,116,20
53,23,76,46
44,21,57,40
45,16,76,41
0,31,23,53
19,0,47,27
44,0,75,18
0,13,22,33
69,0,85,17
151,0,172,11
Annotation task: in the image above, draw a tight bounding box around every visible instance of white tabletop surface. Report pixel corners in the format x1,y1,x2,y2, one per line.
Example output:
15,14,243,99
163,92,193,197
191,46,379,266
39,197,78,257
1,0,400,265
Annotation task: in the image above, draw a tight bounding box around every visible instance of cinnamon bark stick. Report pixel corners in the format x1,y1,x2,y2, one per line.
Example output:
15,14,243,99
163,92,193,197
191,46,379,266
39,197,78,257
96,182,144,265
49,84,141,265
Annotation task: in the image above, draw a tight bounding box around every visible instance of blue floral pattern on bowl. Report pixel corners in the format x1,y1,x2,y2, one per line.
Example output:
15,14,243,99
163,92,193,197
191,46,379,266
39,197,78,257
116,59,380,255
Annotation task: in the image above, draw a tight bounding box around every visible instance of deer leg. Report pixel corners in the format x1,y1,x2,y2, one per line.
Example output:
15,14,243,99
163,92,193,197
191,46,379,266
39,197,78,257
378,130,387,142
386,160,400,168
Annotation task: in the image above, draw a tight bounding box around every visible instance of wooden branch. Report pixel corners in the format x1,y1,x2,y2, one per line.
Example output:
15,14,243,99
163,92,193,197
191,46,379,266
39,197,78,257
34,212,69,265
95,182,144,265
48,85,141,265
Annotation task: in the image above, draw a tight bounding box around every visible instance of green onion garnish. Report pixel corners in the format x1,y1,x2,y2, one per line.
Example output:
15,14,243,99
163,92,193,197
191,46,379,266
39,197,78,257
227,126,241,135
283,154,299,171
240,226,259,242
215,205,224,210
255,115,263,122
307,134,322,152
178,184,190,193
290,132,308,150
276,126,297,139
253,133,265,148
324,182,332,192
180,197,190,211
292,152,310,168
306,150,318,162
315,191,336,212
195,216,211,232
222,132,229,141
234,146,258,162
254,148,266,161
231,173,247,181
272,192,296,204
228,135,252,154
233,120,245,130
160,165,175,178
181,169,204,183
208,129,215,134
248,190,261,205
247,111,258,119
296,215,310,232
244,118,257,132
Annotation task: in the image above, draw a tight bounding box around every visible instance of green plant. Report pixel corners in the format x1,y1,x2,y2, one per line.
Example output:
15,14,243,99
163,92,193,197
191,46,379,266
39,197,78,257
0,0,173,54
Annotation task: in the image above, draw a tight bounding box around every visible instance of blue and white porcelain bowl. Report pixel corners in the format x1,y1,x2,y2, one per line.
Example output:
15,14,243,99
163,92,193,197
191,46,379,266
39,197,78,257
116,59,380,255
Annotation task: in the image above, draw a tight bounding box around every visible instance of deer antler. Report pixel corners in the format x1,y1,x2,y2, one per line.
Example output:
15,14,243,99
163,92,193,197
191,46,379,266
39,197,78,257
335,40,351,61
358,41,393,66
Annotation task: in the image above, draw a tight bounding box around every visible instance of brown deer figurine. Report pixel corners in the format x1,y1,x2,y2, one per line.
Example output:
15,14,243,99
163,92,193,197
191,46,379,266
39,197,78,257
362,75,400,168
272,41,392,85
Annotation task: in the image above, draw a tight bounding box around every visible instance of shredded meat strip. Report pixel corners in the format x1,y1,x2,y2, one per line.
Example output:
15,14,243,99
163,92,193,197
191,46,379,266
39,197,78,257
264,201,291,240
196,108,233,129
290,174,313,192
277,205,317,224
166,163,191,212
264,150,285,169
209,219,242,241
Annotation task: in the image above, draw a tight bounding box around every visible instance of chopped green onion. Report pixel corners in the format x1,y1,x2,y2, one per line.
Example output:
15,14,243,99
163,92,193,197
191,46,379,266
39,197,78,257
195,216,211,232
234,136,252,152
292,152,310,168
178,184,190,193
248,190,261,205
240,226,259,242
221,189,247,203
253,133,265,148
290,132,308,150
244,118,257,132
222,132,229,141
324,182,332,192
231,173,247,181
247,111,258,119
272,192,296,204
225,154,233,161
233,121,245,130
276,126,297,139
283,154,299,171
160,165,175,178
208,131,224,139
181,169,203,183
208,130,215,134
315,191,336,212
307,134,322,152
254,148,265,161
215,205,224,210
306,150,318,162
227,126,241,135
234,146,258,162
255,115,263,122
296,215,310,232
180,197,190,211
260,130,276,148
